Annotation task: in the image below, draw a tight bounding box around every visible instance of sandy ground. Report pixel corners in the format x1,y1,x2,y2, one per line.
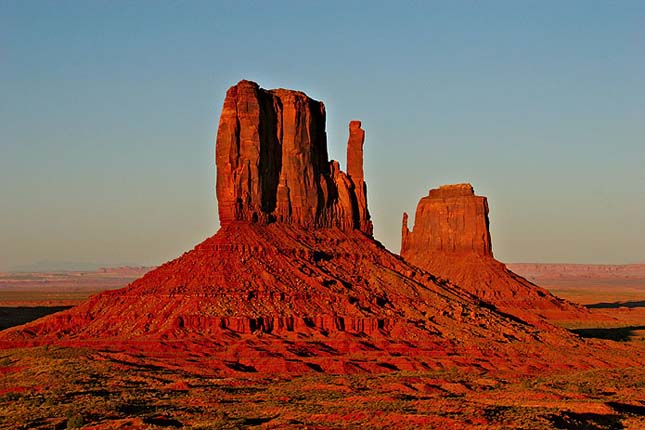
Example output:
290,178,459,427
0,267,644,429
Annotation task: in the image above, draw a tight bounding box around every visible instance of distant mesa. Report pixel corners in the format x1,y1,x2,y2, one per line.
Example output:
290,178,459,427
400,183,595,324
8,260,104,272
507,263,645,280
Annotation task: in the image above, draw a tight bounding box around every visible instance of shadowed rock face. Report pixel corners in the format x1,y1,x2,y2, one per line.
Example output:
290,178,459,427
216,80,372,235
401,184,492,258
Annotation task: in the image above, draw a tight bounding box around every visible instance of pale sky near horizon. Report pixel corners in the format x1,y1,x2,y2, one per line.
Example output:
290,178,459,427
1,1,644,271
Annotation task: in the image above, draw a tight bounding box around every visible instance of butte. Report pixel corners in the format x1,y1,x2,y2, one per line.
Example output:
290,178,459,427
0,81,636,375
400,184,602,327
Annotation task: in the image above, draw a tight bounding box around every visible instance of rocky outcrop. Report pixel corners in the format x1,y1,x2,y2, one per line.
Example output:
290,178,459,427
401,184,593,324
2,80,624,377
401,184,492,258
216,80,372,235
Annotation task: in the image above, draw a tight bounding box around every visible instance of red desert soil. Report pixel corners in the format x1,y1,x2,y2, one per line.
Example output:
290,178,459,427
1,80,643,429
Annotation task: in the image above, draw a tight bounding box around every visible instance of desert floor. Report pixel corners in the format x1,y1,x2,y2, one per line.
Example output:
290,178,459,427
0,268,643,429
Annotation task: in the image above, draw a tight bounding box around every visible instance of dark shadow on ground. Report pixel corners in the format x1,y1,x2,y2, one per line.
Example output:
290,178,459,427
548,411,623,430
143,416,183,428
586,300,645,309
606,401,645,416
0,306,72,330
571,326,645,342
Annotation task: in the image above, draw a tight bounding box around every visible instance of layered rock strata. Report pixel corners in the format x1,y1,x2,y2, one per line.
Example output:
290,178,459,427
401,184,492,258
216,80,372,235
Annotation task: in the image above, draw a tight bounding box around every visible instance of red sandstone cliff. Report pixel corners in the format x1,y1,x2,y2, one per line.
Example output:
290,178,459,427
401,184,595,324
401,184,492,258
216,80,372,235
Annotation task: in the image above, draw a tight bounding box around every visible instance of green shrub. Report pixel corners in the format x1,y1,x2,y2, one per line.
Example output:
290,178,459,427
66,413,84,429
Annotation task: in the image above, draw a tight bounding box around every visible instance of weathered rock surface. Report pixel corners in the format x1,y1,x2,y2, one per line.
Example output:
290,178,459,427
0,81,632,376
401,184,595,324
3,222,623,374
346,120,371,234
401,184,492,258
216,80,372,235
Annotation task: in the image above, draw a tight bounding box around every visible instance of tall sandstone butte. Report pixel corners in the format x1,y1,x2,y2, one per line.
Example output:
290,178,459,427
2,80,629,376
401,184,594,324
216,80,372,235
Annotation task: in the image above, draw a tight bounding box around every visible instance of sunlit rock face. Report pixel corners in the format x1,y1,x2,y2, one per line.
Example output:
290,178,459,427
401,184,592,325
216,80,372,235
401,183,492,258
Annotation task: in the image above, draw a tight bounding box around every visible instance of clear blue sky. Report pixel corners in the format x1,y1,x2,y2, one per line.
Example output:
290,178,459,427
1,1,644,270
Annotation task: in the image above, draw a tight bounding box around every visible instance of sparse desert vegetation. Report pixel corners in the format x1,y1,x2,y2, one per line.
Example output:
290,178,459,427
0,344,644,430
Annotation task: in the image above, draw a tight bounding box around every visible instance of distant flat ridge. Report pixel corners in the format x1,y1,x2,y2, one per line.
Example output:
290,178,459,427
508,263,645,280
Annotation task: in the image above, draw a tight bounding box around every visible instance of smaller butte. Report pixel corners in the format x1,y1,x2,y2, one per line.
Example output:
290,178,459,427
401,183,598,325
401,183,492,258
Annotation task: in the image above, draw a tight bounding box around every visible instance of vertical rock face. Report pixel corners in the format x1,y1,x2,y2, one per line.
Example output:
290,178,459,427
401,184,492,259
216,80,372,235
401,183,590,323
346,121,372,234
346,121,365,181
